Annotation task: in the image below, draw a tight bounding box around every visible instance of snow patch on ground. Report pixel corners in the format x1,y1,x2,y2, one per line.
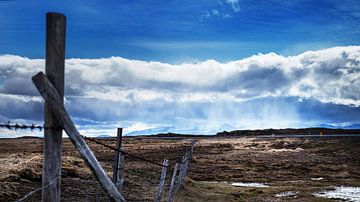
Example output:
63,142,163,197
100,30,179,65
231,182,269,188
313,186,360,202
310,177,324,181
276,191,299,198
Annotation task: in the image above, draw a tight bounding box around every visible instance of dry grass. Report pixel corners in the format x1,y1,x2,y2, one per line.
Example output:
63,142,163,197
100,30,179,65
0,136,359,201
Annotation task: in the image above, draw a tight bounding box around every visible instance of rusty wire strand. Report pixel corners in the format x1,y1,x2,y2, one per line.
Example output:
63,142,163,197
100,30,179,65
0,122,192,168
82,135,188,168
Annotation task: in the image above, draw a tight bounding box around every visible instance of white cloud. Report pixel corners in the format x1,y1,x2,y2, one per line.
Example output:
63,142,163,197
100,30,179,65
200,9,220,20
1,46,360,107
1,46,360,134
225,0,240,12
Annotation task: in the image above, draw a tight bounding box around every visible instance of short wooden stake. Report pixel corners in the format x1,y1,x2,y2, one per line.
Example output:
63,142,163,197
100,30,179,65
113,128,124,192
189,140,196,158
156,159,168,202
166,163,179,202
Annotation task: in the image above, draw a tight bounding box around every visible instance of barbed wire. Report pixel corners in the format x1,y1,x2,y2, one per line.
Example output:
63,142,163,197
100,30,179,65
0,121,193,168
83,135,188,168
2,121,194,201
16,175,60,202
0,122,44,131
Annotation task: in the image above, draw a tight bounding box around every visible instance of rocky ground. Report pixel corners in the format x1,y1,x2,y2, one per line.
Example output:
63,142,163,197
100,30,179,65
0,136,359,201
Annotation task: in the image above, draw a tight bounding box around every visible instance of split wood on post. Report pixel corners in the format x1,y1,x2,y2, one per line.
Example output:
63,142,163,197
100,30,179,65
156,159,168,202
167,163,179,202
113,128,124,193
32,72,125,202
173,156,186,194
42,12,66,202
182,151,191,178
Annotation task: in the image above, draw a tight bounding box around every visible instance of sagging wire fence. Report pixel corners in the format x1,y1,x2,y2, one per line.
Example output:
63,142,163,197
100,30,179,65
0,122,189,168
1,12,196,202
1,121,196,202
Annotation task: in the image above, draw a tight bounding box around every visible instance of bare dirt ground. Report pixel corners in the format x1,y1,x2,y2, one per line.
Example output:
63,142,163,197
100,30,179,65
0,136,359,201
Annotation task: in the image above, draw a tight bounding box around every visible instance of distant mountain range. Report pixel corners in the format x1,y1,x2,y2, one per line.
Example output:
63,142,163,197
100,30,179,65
317,124,360,129
96,124,360,137
125,126,176,136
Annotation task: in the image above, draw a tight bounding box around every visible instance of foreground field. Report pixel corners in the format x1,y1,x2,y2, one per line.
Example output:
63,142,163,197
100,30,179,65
0,136,359,201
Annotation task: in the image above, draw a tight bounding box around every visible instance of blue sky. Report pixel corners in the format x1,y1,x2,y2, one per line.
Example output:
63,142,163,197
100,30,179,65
0,0,360,136
1,0,360,62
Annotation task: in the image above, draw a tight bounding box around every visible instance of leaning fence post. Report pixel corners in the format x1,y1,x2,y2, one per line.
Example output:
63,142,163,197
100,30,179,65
113,128,124,192
32,72,125,201
173,155,188,194
42,12,66,202
182,151,191,177
166,162,179,202
156,159,168,202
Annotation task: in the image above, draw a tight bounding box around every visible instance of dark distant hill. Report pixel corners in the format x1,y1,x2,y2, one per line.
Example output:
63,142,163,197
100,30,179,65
147,127,360,138
216,127,360,137
149,132,209,138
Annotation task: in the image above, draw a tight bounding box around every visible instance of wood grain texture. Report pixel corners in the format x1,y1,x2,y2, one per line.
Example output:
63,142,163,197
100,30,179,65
173,155,187,194
113,128,124,193
42,12,66,202
166,163,179,202
33,72,125,202
156,159,168,202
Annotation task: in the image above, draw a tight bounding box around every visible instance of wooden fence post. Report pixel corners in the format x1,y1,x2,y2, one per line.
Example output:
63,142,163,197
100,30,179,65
113,128,124,192
182,151,191,177
156,159,168,202
42,12,66,202
166,163,179,202
189,140,196,158
173,155,187,194
32,72,125,202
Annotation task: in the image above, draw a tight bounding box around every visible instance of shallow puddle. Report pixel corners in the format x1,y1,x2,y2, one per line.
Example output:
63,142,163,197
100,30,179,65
313,186,360,202
231,182,269,188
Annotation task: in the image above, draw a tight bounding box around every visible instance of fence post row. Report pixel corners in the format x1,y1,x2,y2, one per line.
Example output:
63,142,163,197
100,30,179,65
156,159,169,202
170,141,196,200
42,12,66,202
33,12,197,202
113,128,124,193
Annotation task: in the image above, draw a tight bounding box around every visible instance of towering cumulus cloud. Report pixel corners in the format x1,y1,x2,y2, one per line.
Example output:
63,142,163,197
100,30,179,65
1,46,360,136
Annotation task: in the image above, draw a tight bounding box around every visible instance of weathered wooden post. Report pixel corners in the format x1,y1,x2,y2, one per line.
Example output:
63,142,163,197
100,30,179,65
166,163,179,202
42,12,66,202
113,128,124,192
156,159,168,202
33,72,125,201
189,140,196,159
173,155,187,194
182,150,191,177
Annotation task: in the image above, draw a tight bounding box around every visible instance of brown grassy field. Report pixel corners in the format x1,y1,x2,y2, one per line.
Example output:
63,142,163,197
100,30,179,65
0,136,359,201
